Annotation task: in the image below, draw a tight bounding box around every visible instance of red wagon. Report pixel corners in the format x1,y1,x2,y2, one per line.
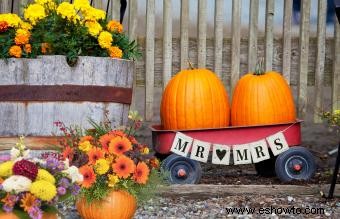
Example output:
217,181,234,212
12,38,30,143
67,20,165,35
150,120,316,184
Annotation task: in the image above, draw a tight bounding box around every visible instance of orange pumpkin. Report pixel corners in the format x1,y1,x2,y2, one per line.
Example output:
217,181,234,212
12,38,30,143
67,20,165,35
0,211,57,219
231,62,296,126
161,67,230,130
76,190,137,219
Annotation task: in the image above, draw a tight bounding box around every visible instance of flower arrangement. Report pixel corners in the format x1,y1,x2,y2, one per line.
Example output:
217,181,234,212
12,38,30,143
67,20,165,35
0,137,83,219
0,0,140,64
56,111,161,205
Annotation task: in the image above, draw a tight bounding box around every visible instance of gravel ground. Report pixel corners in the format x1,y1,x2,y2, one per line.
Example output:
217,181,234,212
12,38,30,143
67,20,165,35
59,194,340,219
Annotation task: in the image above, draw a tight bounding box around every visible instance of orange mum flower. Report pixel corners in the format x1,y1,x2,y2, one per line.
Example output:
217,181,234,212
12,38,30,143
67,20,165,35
20,193,38,212
9,45,22,58
41,42,51,54
133,162,150,184
79,165,96,188
108,136,132,156
99,133,115,151
107,20,123,33
24,44,31,54
112,155,135,179
14,29,30,45
87,147,104,165
108,46,123,59
62,146,74,161
80,135,94,143
0,21,9,32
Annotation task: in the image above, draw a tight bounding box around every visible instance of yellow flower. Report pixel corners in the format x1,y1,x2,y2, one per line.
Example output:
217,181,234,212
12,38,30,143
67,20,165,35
34,0,56,10
56,2,80,23
82,6,106,21
9,45,22,58
108,46,123,59
74,0,90,10
85,20,102,37
79,140,92,152
98,31,113,49
334,110,340,115
24,3,46,26
141,147,150,155
0,13,22,28
94,159,110,175
30,180,57,201
15,29,30,45
107,20,123,33
36,169,55,184
20,21,33,31
107,174,119,187
0,161,14,177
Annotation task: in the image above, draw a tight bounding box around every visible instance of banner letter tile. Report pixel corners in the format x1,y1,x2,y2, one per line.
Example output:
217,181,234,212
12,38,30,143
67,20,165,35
212,144,231,165
266,132,289,156
190,140,211,163
249,139,270,163
170,132,193,157
233,144,252,165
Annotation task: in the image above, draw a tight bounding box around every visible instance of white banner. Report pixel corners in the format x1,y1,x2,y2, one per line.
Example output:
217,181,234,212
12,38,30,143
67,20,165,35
170,131,290,165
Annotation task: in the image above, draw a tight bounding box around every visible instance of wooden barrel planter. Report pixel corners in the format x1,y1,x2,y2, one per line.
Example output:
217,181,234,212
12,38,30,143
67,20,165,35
0,56,133,149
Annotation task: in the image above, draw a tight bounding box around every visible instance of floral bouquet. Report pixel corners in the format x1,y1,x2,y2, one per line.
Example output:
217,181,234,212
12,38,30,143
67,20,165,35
0,137,83,219
56,111,162,219
0,0,140,63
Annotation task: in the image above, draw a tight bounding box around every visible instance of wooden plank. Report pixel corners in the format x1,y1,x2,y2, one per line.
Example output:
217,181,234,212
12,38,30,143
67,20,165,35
180,0,189,70
0,85,133,104
231,0,241,95
265,0,274,71
0,137,62,150
214,0,224,79
145,0,155,121
248,0,259,72
110,0,120,20
163,0,172,89
128,0,138,110
314,0,327,123
333,19,340,112
297,0,311,119
0,0,10,13
160,184,340,198
197,0,207,68
282,0,293,83
19,0,28,15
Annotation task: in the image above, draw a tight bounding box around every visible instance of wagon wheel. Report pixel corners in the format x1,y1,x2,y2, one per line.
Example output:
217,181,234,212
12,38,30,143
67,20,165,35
161,154,202,184
255,156,277,177
275,146,316,182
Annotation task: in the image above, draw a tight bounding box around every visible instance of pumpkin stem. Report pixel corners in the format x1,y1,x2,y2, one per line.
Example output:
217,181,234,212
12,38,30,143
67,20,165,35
254,58,265,75
187,60,194,70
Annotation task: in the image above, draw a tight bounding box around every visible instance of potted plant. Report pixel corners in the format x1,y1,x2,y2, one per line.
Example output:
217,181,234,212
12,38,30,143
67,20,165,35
56,111,162,219
0,136,83,219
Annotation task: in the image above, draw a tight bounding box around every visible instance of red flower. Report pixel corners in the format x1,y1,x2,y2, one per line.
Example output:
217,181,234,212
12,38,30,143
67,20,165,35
0,21,9,33
12,160,38,180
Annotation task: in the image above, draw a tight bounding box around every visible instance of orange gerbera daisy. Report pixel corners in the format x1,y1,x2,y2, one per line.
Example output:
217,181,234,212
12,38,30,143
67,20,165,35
79,165,96,188
20,193,38,212
87,147,104,165
133,162,150,184
109,130,126,137
112,155,135,179
99,133,115,151
108,136,132,155
80,135,94,143
62,146,74,161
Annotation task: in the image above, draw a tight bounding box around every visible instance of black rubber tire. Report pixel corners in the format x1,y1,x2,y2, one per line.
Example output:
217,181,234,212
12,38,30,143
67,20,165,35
255,156,277,177
275,146,316,182
161,154,202,184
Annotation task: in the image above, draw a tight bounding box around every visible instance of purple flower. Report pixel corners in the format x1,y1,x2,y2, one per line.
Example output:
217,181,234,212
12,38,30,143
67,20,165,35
2,204,13,213
0,154,10,162
57,186,66,195
58,177,70,188
71,184,81,195
28,207,43,219
45,156,64,173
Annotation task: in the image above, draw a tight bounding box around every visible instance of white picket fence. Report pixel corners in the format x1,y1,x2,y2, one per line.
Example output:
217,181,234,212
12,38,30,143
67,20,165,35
1,0,340,123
